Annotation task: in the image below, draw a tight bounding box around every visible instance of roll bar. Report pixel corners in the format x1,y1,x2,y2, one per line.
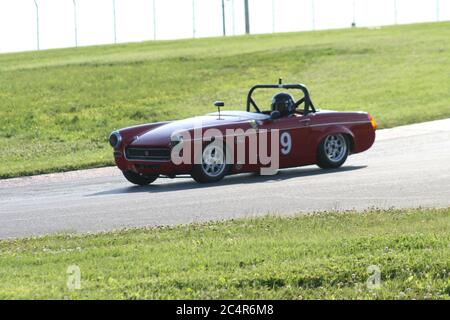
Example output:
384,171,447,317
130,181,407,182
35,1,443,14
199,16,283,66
246,79,316,114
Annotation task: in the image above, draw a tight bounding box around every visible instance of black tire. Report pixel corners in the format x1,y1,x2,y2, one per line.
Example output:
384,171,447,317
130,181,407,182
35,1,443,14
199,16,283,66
122,171,158,186
191,142,230,183
317,134,349,169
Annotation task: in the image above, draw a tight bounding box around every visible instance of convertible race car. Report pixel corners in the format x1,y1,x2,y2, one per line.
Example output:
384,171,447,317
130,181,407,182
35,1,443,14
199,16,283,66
109,80,376,185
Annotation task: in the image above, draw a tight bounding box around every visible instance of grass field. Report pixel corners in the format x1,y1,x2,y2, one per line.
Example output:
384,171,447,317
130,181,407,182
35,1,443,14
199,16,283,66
1,22,450,178
0,208,449,299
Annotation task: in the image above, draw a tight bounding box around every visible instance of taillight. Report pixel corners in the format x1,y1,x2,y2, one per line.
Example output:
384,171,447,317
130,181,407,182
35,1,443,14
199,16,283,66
369,114,378,130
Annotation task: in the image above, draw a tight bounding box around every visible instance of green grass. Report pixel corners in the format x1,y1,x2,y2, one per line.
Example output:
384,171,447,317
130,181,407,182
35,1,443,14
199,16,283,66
0,208,449,299
1,22,450,178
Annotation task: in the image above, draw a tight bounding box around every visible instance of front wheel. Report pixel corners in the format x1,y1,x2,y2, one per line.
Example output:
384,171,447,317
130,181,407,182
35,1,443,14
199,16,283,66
191,142,230,183
122,171,158,186
317,134,349,169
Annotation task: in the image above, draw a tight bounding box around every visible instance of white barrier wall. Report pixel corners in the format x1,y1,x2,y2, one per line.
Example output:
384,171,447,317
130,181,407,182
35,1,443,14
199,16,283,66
0,0,448,53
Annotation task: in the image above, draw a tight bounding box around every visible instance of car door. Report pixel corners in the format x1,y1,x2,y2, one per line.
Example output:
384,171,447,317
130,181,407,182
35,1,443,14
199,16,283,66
258,113,312,169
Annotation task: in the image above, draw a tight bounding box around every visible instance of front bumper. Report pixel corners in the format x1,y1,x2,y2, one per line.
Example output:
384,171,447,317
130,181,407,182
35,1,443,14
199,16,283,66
113,149,192,175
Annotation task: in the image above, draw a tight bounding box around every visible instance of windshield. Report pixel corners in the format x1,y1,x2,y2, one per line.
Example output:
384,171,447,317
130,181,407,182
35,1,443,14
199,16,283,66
207,110,270,121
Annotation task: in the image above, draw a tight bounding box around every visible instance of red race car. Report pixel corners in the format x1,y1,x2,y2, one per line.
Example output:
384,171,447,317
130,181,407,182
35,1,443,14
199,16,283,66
109,80,376,185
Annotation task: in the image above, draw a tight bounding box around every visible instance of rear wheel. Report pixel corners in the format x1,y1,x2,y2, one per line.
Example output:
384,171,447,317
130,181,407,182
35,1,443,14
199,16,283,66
317,134,349,169
191,142,230,183
122,171,158,186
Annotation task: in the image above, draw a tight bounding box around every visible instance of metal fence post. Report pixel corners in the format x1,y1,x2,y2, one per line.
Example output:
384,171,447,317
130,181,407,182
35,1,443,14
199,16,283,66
231,0,235,35
244,0,250,34
192,0,196,38
153,0,156,40
33,0,40,50
73,0,78,47
272,0,275,33
436,0,440,21
221,0,226,36
112,0,117,43
394,0,398,24
351,0,356,27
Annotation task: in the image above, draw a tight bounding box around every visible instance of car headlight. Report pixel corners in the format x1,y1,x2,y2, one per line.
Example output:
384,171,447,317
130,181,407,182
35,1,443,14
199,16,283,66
109,131,122,148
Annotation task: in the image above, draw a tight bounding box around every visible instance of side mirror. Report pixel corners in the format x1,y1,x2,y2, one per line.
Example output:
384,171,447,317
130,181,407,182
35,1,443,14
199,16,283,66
270,110,281,120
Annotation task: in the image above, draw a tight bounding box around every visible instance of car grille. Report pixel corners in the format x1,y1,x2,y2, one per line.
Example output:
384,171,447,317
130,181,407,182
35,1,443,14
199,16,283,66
126,147,171,161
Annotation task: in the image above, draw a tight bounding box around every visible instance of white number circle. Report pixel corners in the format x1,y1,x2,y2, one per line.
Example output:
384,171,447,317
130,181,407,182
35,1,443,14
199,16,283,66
280,132,292,155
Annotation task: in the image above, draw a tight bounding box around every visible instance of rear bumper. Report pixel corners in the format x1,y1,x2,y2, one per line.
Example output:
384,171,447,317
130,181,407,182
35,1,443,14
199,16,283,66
353,125,376,154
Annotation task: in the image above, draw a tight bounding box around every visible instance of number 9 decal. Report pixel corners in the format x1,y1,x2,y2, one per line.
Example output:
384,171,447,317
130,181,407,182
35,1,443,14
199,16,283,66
280,132,292,155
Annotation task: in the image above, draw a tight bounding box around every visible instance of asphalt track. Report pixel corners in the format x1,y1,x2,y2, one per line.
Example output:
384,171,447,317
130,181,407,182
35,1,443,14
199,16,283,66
1,119,449,239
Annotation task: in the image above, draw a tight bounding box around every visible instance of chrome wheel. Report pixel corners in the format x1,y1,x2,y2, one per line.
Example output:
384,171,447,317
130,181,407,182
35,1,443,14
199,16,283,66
324,134,347,163
201,143,226,177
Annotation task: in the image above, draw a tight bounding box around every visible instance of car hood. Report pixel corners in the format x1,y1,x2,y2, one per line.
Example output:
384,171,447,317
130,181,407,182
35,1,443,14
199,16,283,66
129,111,268,147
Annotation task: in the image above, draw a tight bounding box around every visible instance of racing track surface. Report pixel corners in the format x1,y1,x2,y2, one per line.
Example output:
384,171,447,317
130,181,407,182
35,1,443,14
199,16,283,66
1,119,449,239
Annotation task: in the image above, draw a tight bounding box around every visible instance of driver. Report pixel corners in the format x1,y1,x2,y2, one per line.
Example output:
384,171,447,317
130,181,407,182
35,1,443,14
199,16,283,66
271,92,295,117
